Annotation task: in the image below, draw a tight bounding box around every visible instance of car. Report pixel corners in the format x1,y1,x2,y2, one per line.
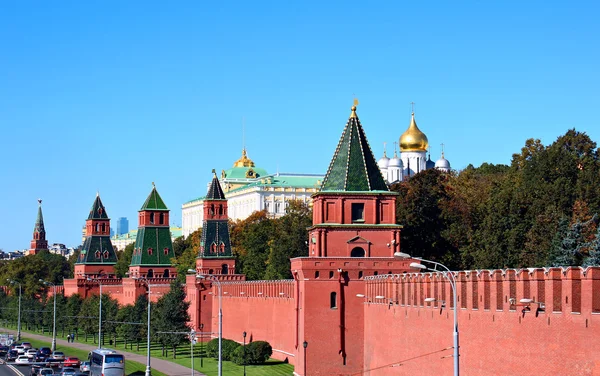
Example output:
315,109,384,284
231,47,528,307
39,369,55,376
36,347,52,361
6,349,19,361
45,358,62,368
16,355,30,364
21,342,33,349
29,364,42,376
26,348,38,359
0,345,9,356
59,367,77,376
63,357,80,367
51,351,65,360
79,361,90,372
15,345,26,354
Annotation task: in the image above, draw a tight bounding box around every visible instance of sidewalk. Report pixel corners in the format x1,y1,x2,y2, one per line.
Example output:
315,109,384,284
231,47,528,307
0,328,205,376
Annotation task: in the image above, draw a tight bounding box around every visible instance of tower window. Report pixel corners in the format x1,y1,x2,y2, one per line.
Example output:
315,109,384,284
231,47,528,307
350,247,365,257
148,248,153,255
163,248,169,255
159,213,164,225
149,213,155,224
95,251,101,259
103,251,109,259
351,203,365,223
330,292,337,309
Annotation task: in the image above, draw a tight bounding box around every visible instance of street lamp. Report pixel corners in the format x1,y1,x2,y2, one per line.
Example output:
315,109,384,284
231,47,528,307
199,323,204,367
133,276,152,376
394,252,459,376
243,331,247,376
85,276,104,348
303,341,308,376
7,280,22,342
39,279,57,352
188,269,222,376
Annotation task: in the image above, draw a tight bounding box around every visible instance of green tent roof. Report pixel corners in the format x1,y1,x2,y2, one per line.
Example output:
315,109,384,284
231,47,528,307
34,200,45,233
88,194,109,220
321,106,388,192
140,186,168,211
206,172,226,200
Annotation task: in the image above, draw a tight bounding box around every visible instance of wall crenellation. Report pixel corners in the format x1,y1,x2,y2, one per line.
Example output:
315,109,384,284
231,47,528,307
364,266,600,315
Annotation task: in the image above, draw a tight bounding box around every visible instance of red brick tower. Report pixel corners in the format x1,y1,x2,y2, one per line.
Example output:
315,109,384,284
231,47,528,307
291,103,411,376
73,193,118,277
29,199,48,255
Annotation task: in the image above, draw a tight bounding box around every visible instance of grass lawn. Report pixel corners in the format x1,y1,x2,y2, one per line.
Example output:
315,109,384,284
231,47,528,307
12,326,294,376
19,336,167,376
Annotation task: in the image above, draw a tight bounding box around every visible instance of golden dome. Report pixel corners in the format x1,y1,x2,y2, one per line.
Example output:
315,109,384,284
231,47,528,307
399,113,429,152
233,148,255,168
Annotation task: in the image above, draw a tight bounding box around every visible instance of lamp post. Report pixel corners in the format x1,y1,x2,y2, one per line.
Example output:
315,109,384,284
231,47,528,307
190,329,196,376
7,280,22,342
303,341,308,376
199,323,204,367
86,276,104,348
133,277,152,376
39,279,57,352
243,331,247,376
394,252,459,376
189,269,222,376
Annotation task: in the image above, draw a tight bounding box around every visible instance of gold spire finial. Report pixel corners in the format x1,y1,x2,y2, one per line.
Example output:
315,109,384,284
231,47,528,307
152,181,155,188
350,98,359,118
212,168,216,175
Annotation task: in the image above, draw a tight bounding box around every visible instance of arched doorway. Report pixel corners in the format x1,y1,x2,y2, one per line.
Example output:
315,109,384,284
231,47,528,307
350,247,365,257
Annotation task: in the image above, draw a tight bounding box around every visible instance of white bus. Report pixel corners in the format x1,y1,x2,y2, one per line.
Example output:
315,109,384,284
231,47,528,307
89,348,125,376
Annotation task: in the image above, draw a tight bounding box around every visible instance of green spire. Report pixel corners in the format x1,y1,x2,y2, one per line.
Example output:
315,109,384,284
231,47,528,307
88,193,109,220
34,199,45,233
321,105,388,192
140,184,168,211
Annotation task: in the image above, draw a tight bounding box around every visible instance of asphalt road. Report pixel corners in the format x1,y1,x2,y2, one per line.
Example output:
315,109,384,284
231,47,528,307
0,363,25,376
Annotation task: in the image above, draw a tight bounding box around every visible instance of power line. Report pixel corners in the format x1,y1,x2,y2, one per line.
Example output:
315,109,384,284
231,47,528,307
348,347,453,375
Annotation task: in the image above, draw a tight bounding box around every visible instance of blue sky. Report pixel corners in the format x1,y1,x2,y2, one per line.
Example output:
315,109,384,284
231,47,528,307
1,1,599,251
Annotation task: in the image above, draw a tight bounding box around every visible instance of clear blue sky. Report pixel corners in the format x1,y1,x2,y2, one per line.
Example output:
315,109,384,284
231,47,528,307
1,1,598,251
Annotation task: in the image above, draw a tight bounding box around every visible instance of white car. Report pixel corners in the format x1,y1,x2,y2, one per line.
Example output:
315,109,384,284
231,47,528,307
15,355,30,364
26,348,37,359
51,351,65,360
14,345,26,354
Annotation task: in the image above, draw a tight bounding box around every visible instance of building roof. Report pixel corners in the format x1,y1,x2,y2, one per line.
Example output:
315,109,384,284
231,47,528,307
206,171,226,200
76,236,117,264
321,104,388,192
130,227,175,266
140,185,168,211
34,199,45,233
184,173,324,205
88,194,109,220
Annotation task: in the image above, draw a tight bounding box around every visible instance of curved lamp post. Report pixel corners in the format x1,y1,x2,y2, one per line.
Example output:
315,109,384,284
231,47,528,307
7,280,22,342
39,279,57,352
132,276,152,376
394,252,459,376
188,269,222,376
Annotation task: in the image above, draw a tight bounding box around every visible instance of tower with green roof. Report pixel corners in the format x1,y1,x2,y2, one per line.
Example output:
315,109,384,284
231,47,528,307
307,102,403,258
74,193,118,277
194,170,236,275
29,199,49,254
129,184,176,279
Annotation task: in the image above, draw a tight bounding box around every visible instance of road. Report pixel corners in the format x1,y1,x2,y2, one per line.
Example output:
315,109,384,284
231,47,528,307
0,363,28,376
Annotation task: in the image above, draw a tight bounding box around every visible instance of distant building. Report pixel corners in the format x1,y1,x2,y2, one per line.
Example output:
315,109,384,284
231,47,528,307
116,217,129,235
111,226,182,251
182,149,324,238
48,243,75,258
28,199,48,255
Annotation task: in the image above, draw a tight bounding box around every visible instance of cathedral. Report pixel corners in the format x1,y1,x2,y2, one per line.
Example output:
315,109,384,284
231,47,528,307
377,111,451,183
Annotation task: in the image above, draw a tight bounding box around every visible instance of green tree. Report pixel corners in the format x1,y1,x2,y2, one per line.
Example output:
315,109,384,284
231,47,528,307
114,243,135,278
230,211,274,280
547,218,585,266
265,200,312,279
583,227,600,267
153,281,190,358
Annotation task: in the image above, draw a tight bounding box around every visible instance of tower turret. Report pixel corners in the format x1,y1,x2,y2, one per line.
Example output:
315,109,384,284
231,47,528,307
74,193,118,277
29,199,48,255
129,184,176,279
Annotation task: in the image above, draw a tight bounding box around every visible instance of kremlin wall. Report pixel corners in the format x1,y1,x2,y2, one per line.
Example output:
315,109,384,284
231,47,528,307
25,104,600,375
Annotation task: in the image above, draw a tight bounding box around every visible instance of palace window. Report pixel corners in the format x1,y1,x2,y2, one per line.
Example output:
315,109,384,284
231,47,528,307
350,247,365,257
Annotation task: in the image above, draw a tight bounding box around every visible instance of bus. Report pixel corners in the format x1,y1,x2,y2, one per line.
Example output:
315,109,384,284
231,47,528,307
89,348,125,376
